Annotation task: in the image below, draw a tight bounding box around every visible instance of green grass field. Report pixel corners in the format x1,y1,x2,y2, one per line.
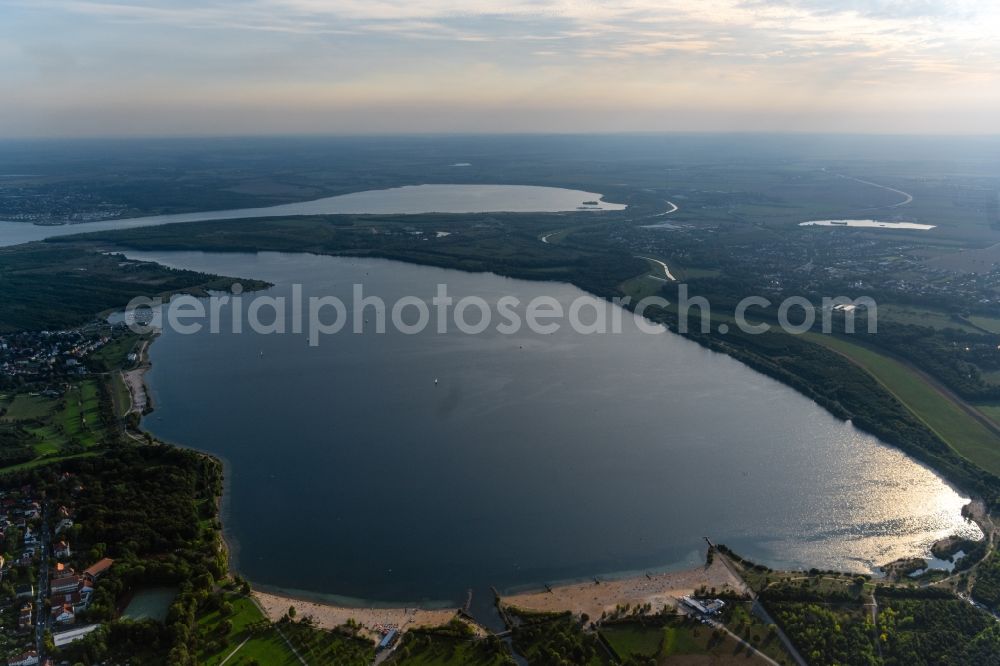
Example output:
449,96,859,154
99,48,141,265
978,404,1000,425
600,617,773,664
33,381,104,451
0,451,100,474
1,380,110,463
679,266,723,279
619,274,667,302
879,304,980,333
111,371,132,418
1,393,54,421
969,316,1000,334
600,622,664,658
806,334,1000,476
196,595,300,666
88,333,143,372
281,621,373,666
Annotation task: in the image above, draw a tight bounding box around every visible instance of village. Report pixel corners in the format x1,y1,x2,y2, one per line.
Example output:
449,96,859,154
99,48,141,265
0,323,133,388
0,480,114,666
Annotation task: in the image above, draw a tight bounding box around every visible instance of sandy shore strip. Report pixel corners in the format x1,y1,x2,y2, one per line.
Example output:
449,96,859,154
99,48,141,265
123,338,152,415
254,590,460,640
502,558,746,620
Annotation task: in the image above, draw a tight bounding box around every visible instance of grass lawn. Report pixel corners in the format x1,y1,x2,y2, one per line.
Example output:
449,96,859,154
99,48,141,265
0,380,114,471
806,333,1000,476
978,404,1000,425
0,450,100,474
196,595,298,666
88,332,143,372
969,315,1000,334
30,380,105,453
600,622,664,657
111,371,132,417
389,620,511,666
227,631,302,666
600,617,774,664
620,274,667,302
389,637,510,666
679,266,723,279
722,602,796,666
879,304,979,333
281,620,374,666
1,393,55,421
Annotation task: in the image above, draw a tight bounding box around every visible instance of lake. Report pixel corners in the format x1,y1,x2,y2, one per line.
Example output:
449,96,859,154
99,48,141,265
0,184,625,247
129,249,982,608
800,220,936,230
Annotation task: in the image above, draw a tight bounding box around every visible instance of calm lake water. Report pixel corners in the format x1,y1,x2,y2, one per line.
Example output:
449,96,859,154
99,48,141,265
0,184,624,247
129,249,982,607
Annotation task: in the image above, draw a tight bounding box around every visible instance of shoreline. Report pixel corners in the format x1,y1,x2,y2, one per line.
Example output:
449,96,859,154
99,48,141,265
112,252,994,641
252,589,461,640
122,337,153,415
500,557,746,620
249,556,747,640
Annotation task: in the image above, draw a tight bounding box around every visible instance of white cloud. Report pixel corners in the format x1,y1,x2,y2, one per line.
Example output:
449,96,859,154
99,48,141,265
4,0,1000,134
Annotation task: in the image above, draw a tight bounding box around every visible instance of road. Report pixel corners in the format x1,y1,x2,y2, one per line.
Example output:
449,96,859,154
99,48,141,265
835,173,913,209
710,544,808,666
637,200,679,220
539,199,678,244
36,504,51,659
705,617,781,666
635,255,677,281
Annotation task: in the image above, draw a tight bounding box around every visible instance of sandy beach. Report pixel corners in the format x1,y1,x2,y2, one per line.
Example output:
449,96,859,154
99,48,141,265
501,558,747,620
253,590,460,640
123,339,151,414
249,558,746,643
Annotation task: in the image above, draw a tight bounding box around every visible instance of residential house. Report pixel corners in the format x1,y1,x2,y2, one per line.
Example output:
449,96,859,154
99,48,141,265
53,540,71,558
7,651,39,666
51,591,87,613
79,579,94,603
83,557,113,582
51,603,75,625
15,583,34,599
51,562,74,579
50,575,80,595
17,603,32,631
54,518,73,535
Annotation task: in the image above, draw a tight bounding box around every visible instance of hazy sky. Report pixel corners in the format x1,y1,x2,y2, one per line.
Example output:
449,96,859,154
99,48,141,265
4,0,1000,136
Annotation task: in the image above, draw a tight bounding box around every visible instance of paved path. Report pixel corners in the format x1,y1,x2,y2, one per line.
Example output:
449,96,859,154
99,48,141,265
635,255,677,281
835,172,913,209
540,199,678,244
218,636,251,665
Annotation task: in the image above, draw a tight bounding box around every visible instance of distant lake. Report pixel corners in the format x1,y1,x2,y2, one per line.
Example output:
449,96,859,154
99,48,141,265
0,184,625,247
800,220,935,230
130,250,981,608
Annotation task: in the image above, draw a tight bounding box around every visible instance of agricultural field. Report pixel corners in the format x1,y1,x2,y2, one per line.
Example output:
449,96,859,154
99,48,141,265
805,333,1000,476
